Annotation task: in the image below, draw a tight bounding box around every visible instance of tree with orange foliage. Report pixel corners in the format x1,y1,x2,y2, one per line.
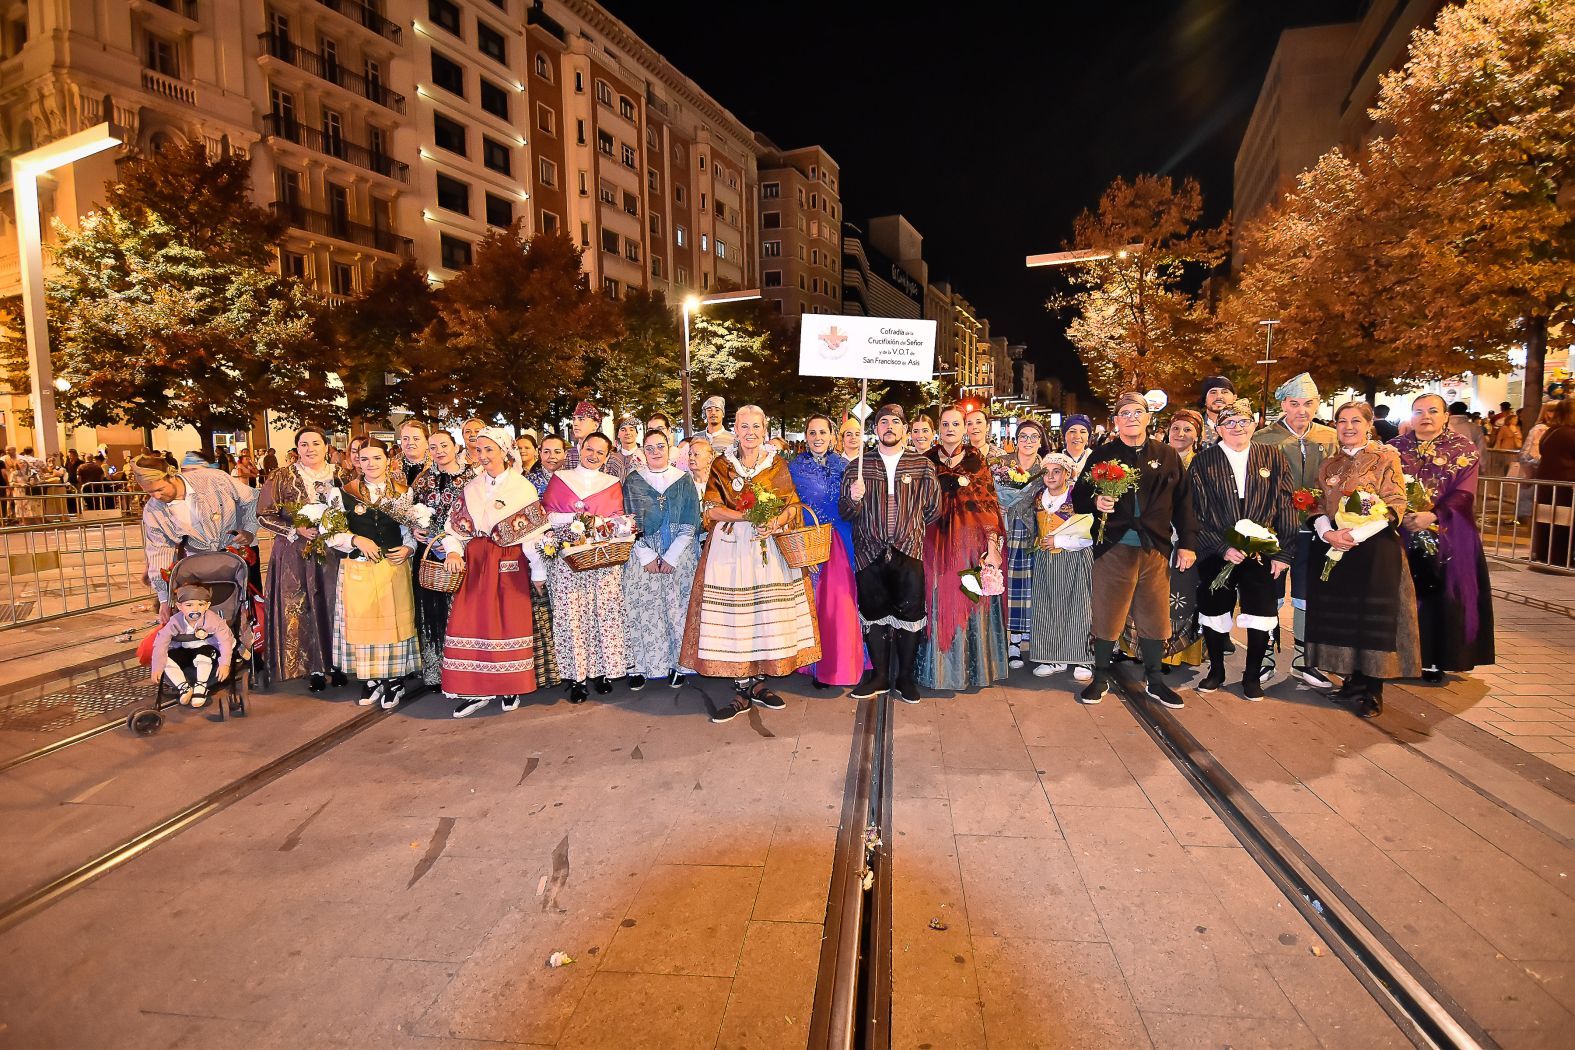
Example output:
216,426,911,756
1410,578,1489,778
1050,175,1230,403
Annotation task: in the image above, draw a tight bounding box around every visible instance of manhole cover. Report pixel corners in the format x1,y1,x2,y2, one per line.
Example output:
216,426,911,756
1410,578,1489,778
0,666,151,733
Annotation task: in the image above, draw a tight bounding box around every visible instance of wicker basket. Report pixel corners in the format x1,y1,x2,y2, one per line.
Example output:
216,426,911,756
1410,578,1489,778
774,502,832,569
563,538,635,572
417,548,465,594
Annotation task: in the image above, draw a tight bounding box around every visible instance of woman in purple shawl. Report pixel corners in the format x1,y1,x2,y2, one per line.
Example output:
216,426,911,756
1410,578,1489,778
1390,393,1495,682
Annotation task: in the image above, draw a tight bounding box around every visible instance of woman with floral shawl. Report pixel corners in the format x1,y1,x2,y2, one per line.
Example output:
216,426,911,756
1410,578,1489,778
1390,393,1495,681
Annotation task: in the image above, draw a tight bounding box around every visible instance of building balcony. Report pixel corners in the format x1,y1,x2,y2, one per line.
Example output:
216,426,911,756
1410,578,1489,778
262,114,409,184
141,68,196,107
526,3,567,43
256,33,406,114
132,0,199,23
272,201,412,257
311,0,403,46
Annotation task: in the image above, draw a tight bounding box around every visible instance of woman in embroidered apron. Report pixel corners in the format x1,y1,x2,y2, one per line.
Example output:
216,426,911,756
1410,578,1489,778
991,419,1047,669
1006,453,1096,683
622,428,702,689
789,414,865,689
441,429,550,718
918,406,1010,690
326,439,419,708
682,405,821,722
256,426,344,691
543,433,630,704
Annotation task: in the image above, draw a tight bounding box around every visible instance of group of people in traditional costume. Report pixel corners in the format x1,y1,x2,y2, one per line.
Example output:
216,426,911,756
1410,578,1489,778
132,373,1497,724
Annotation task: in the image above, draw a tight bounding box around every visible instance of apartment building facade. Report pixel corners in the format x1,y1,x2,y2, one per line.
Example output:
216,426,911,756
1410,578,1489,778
756,142,840,316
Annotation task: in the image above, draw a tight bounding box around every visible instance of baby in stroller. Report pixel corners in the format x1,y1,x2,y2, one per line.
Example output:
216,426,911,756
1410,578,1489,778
150,582,236,708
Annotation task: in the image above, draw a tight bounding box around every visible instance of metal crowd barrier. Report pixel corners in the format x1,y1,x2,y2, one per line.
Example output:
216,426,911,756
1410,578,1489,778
0,482,152,629
1476,474,1575,575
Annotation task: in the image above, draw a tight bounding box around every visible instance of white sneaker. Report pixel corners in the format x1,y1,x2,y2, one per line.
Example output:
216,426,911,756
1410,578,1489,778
1032,663,1066,678
500,695,521,711
452,697,489,718
1008,658,1025,670
1072,666,1094,683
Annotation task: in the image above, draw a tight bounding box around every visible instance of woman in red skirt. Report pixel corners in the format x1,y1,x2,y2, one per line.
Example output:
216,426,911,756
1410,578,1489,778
440,428,550,718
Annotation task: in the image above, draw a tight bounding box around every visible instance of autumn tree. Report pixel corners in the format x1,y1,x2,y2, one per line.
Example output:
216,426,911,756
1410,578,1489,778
329,260,436,424
29,142,333,447
412,226,619,430
584,288,679,420
1050,175,1230,402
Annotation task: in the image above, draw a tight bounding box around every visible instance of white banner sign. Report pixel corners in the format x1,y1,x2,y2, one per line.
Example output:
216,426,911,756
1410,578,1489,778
798,314,937,382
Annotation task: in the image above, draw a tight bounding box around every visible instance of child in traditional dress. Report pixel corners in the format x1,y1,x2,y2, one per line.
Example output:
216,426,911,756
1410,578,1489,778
1009,453,1096,684
149,583,236,708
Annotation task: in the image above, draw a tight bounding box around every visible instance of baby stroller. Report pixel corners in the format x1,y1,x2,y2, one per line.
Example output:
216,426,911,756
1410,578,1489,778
128,549,267,735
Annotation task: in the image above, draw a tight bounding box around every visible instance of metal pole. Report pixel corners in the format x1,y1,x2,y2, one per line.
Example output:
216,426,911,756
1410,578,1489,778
13,175,62,459
680,306,693,440
858,378,867,483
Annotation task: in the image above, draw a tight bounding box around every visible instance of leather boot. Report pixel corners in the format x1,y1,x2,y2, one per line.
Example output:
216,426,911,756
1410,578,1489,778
892,628,923,705
1198,628,1229,692
1242,628,1270,700
852,625,891,699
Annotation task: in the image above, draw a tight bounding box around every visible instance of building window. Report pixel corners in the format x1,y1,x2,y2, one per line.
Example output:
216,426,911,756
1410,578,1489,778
534,52,551,80
476,21,506,63
799,274,807,290
675,266,688,287
603,276,620,298
619,96,636,121
624,241,640,263
764,270,782,288
762,211,780,229
578,170,588,196
761,182,779,199
622,191,638,216
536,104,555,136
431,51,465,97
651,256,662,278
436,173,471,215
699,192,707,212
574,70,584,93
698,153,706,170
675,225,687,248
432,112,467,156
428,0,461,36
482,136,512,175
537,156,557,187
479,78,509,119
811,249,819,265
331,262,354,296
621,143,636,169
645,125,658,150
699,233,708,252
580,221,590,246
595,79,612,105
673,185,685,206
714,237,726,259
596,129,613,156
541,210,560,235
145,34,180,78
484,192,513,228
281,251,307,278
763,240,781,257
598,179,617,206
440,234,473,270
672,143,686,165
649,213,662,236
647,167,659,192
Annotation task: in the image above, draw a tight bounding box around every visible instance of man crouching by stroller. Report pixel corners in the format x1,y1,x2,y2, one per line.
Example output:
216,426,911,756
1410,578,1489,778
150,583,236,708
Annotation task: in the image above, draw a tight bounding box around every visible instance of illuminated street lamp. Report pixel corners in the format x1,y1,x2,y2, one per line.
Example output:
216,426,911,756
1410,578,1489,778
11,122,122,457
680,288,761,437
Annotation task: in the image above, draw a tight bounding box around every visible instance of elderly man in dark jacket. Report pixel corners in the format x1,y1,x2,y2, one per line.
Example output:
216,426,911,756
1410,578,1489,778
1073,391,1197,708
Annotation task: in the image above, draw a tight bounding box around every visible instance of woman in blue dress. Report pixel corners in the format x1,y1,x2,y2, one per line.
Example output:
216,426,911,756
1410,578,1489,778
789,415,865,688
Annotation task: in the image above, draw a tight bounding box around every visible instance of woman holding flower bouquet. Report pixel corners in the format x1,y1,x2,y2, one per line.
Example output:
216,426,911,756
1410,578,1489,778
622,428,702,689
917,406,1010,691
543,433,631,704
410,431,475,692
257,426,344,691
1306,401,1420,717
441,429,550,717
1187,398,1298,700
325,439,420,709
991,420,1047,669
682,405,821,723
1390,393,1495,682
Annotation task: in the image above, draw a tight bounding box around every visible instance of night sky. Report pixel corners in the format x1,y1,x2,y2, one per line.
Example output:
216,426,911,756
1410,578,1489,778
617,0,1365,398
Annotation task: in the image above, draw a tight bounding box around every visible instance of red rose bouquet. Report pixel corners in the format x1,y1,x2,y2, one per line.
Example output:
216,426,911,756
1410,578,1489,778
1088,460,1141,543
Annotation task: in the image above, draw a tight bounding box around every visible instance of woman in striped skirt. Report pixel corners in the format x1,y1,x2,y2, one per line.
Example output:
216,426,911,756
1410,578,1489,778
990,420,1047,669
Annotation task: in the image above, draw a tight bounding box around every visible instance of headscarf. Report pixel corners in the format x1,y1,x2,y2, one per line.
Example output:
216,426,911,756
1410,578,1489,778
702,395,725,413
1063,414,1092,438
1199,375,1236,405
1040,452,1078,478
1014,419,1048,449
131,456,177,489
1216,398,1255,428
1168,408,1204,437
473,427,522,471
572,400,601,421
1274,372,1319,403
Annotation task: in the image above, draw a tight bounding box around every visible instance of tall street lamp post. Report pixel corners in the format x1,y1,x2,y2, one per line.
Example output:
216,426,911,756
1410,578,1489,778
11,122,122,458
680,288,760,437
1257,319,1280,425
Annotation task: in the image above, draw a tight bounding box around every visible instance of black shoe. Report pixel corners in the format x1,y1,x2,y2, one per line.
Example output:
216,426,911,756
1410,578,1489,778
330,669,347,688
852,624,892,698
667,670,687,689
452,696,489,718
1359,690,1384,718
891,630,923,707
746,680,786,710
1241,674,1264,701
1331,674,1368,705
1197,668,1226,693
627,674,646,692
1145,676,1185,709
712,689,750,724
500,695,521,711
593,676,613,694
1421,667,1444,684
568,681,588,704
379,680,403,710
850,673,888,700
1079,672,1110,705
308,672,325,693
812,678,830,690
